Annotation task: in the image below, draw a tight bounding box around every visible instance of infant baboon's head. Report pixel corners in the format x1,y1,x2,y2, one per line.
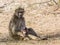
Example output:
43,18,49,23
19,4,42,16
17,30,26,38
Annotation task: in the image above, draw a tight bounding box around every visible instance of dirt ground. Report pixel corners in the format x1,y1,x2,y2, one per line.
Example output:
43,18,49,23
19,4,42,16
0,0,60,45
0,37,60,45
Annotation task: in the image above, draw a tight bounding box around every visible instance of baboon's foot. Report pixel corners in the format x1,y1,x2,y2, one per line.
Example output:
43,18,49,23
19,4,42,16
23,37,30,41
27,34,41,40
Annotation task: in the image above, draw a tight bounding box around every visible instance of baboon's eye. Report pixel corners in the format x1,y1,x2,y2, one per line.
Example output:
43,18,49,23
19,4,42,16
18,12,23,13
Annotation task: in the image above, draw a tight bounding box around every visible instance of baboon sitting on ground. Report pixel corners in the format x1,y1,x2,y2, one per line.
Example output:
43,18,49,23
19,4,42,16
9,7,27,40
9,7,42,40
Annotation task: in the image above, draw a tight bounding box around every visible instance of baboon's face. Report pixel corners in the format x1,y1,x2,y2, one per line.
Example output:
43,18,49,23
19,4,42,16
15,8,24,18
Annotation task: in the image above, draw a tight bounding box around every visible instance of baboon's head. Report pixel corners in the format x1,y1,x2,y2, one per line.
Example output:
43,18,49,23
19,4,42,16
15,7,25,18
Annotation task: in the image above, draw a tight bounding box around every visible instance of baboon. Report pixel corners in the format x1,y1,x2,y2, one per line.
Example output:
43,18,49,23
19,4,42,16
9,7,27,40
9,7,42,40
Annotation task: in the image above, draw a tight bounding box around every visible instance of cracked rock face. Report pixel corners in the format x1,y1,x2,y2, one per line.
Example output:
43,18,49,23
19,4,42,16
0,0,60,39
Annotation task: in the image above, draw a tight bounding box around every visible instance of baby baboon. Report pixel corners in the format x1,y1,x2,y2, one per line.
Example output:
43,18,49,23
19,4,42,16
9,7,27,40
17,27,28,40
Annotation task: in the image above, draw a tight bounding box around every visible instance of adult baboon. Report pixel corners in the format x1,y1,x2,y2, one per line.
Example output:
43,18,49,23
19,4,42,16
9,7,27,40
9,7,42,40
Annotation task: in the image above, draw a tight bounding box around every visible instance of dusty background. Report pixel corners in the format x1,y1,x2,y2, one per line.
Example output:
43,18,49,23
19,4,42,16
0,0,60,45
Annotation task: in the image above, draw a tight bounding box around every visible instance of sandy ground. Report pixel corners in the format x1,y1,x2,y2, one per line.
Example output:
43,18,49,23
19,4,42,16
0,0,60,45
0,37,60,45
